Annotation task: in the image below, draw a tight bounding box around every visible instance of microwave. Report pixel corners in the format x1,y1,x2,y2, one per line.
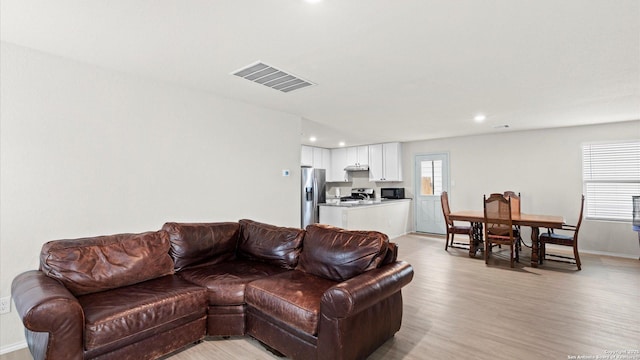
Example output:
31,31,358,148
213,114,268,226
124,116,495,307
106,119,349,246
380,188,405,199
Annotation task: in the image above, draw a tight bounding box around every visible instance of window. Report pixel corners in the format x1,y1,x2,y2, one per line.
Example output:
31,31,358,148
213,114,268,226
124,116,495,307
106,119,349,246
420,160,443,195
582,141,640,221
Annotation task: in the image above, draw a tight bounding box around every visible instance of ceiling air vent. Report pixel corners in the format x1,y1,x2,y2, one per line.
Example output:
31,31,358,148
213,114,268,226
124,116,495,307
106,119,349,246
231,61,315,93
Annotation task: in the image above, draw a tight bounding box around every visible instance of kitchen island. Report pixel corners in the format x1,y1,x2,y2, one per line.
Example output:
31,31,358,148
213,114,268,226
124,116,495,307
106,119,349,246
319,199,411,239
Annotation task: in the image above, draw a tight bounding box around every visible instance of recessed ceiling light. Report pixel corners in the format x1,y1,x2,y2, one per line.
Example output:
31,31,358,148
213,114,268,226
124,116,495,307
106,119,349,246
474,114,486,122
339,142,345,147
309,136,317,142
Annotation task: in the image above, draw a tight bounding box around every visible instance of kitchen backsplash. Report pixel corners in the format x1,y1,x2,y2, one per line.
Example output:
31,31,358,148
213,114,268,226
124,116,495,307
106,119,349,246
326,171,407,199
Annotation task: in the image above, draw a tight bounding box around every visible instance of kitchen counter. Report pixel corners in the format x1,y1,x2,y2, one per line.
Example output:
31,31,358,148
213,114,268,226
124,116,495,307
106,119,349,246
319,199,411,239
320,198,411,207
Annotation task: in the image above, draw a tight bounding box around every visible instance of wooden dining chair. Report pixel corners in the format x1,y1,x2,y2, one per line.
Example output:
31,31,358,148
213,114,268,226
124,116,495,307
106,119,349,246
503,191,523,248
539,195,585,270
441,191,472,250
484,193,518,268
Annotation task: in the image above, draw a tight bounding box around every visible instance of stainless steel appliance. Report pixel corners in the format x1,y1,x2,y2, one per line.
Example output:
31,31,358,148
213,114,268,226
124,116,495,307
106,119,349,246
381,188,405,199
340,188,375,201
301,167,326,228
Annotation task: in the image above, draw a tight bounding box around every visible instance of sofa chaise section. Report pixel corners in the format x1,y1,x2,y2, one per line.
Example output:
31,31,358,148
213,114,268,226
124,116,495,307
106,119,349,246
245,224,414,360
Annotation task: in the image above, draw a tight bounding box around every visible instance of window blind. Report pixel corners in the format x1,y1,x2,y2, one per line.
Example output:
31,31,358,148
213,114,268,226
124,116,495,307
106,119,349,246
582,141,640,221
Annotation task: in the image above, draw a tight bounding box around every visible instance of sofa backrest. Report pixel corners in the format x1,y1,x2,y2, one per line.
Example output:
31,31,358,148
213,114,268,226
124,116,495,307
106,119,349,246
296,224,392,282
238,219,305,269
40,231,174,296
382,242,398,265
162,222,239,271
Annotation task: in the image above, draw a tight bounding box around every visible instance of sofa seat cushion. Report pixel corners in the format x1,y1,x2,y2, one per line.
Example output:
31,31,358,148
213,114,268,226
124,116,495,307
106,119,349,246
245,271,337,335
178,260,288,306
78,275,206,351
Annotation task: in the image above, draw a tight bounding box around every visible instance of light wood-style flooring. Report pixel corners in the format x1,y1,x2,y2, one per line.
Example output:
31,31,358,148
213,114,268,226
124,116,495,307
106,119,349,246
3,234,639,360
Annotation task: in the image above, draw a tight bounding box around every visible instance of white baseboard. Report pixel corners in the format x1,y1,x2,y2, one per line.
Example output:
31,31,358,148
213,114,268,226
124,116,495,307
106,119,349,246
0,341,27,355
410,233,639,259
580,249,640,260
389,231,409,240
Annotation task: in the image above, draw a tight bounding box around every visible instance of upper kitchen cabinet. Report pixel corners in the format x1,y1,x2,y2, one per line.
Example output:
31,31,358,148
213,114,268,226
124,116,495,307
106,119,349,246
328,145,368,182
346,146,369,166
369,143,403,182
301,145,313,167
301,146,330,173
329,147,349,182
321,148,331,178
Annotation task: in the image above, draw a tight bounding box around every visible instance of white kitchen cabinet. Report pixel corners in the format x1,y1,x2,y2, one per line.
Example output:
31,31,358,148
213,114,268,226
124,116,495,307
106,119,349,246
321,148,331,178
301,146,331,172
346,145,369,166
368,144,383,180
369,142,403,182
312,147,324,168
301,145,313,167
319,200,411,239
328,147,349,182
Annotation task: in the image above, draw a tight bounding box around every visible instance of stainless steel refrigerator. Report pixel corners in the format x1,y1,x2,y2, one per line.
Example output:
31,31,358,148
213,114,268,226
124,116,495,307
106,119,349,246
301,167,326,229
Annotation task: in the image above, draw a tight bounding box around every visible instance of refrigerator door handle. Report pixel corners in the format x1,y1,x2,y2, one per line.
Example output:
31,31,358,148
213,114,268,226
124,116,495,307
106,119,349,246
312,175,319,205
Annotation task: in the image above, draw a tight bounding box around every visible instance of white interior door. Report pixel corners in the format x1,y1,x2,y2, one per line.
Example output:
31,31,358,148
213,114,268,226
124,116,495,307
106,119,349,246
415,153,449,234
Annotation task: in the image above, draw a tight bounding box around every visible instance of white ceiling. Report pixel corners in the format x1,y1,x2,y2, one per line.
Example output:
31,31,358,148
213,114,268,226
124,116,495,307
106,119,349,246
2,0,639,148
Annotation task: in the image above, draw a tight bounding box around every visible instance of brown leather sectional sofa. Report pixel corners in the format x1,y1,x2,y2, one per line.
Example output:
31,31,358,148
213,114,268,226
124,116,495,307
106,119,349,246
11,219,414,360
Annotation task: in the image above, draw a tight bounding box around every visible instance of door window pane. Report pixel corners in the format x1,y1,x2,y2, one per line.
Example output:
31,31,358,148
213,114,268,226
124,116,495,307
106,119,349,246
420,160,443,196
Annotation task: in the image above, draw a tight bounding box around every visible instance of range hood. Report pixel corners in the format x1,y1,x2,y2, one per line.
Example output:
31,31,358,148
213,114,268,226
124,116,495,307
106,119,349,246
344,164,369,171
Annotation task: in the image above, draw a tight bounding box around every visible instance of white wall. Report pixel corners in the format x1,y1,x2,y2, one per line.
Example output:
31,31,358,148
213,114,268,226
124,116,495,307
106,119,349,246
0,42,301,351
402,121,640,257
2,41,638,353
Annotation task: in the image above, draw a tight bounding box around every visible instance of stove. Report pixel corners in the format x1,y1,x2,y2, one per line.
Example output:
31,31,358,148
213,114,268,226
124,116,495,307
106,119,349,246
340,188,375,201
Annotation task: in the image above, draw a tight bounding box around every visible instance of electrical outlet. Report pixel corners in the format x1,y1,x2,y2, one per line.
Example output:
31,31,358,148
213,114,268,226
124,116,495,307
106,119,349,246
0,296,11,314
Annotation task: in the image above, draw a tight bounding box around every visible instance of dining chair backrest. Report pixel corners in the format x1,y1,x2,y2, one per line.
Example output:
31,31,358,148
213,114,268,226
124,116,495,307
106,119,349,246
573,195,586,239
504,191,521,217
441,191,453,226
484,193,513,236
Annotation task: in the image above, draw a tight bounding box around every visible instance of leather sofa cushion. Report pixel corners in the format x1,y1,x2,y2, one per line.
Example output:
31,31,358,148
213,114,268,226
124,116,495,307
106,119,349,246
178,259,288,305
238,219,304,269
40,231,174,296
382,242,399,265
297,224,390,282
162,222,239,271
78,275,206,351
246,271,337,335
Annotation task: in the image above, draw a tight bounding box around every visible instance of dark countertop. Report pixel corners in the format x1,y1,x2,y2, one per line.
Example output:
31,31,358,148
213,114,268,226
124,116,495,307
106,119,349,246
319,198,411,208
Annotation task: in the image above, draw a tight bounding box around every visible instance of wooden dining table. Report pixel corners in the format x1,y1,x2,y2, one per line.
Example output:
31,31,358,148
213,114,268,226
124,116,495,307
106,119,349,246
448,210,565,267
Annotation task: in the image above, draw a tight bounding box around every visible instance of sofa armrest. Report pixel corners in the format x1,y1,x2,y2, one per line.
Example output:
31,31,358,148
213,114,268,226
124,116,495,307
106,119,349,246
320,261,413,318
12,270,84,360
